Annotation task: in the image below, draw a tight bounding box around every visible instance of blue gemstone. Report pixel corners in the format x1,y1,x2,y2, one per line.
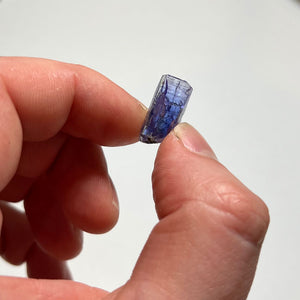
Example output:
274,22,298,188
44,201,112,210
140,74,193,143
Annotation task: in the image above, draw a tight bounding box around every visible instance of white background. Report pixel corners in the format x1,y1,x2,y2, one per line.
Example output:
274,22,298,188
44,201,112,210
0,0,300,299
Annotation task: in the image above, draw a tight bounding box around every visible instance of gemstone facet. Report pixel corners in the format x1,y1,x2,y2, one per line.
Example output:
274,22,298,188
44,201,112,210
140,74,193,143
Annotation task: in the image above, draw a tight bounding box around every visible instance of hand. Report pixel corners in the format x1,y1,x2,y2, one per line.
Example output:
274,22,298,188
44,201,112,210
0,57,269,300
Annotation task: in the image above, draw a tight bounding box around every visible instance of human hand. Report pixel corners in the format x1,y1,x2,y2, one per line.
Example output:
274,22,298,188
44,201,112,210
0,57,269,300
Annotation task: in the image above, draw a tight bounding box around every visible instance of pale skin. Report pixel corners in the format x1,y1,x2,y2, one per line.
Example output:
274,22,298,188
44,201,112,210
0,57,269,300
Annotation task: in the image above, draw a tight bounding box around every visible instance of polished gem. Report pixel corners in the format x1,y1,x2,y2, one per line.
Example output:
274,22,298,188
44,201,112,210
140,74,193,143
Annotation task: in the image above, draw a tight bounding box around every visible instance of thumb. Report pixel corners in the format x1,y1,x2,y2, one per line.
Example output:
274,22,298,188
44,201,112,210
119,123,269,300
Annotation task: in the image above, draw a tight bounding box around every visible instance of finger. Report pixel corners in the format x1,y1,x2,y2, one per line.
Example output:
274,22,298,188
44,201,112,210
0,277,108,300
24,174,83,260
122,123,269,300
0,78,22,191
0,56,146,194
0,175,34,202
0,202,72,280
48,137,118,234
0,134,66,202
16,133,67,178
0,201,34,265
0,57,146,144
24,137,117,259
26,243,72,280
0,195,74,275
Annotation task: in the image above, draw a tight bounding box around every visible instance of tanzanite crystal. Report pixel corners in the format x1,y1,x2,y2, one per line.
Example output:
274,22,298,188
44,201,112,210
140,74,193,143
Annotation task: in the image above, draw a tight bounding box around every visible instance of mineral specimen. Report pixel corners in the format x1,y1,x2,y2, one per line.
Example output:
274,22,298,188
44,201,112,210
140,74,193,143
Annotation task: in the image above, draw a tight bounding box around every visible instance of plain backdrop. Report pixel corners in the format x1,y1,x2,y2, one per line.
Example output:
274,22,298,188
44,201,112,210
0,0,300,299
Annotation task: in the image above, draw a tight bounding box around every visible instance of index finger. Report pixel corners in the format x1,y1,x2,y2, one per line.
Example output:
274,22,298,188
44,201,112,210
0,57,146,190
0,57,146,144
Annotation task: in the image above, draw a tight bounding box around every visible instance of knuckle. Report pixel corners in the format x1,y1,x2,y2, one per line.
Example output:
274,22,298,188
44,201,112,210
210,180,270,246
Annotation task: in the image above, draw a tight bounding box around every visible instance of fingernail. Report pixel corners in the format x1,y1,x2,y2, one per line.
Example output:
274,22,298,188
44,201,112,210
173,123,217,160
109,178,119,211
139,102,148,112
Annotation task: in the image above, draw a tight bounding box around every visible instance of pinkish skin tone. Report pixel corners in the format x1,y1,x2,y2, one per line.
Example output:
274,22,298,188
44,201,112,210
0,57,269,300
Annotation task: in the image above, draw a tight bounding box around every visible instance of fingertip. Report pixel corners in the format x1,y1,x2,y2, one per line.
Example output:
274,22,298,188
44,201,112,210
173,123,217,160
62,174,119,234
0,57,147,146
154,123,217,178
63,63,147,146
153,123,218,215
153,123,269,245
49,138,119,234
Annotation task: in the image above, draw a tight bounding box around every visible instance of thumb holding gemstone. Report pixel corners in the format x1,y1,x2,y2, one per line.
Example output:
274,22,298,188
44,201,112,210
120,123,269,300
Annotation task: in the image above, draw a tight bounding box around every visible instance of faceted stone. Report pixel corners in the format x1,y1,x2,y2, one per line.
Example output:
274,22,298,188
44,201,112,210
140,74,193,143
